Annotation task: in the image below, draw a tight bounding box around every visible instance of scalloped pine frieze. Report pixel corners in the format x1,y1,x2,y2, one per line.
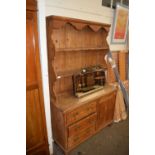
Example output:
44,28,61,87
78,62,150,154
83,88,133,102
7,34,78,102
47,16,111,32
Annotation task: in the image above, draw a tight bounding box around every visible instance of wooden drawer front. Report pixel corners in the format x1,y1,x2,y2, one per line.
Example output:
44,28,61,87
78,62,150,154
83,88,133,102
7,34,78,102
66,102,96,125
68,113,97,137
68,125,95,148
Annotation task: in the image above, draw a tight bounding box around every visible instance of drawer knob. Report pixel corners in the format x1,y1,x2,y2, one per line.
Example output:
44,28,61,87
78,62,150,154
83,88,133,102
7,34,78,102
76,112,79,115
73,112,79,117
76,125,81,130
87,107,92,111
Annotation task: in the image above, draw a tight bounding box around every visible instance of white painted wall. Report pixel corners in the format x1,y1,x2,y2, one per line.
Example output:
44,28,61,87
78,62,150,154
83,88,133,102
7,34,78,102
37,0,53,154
37,0,128,154
45,0,127,51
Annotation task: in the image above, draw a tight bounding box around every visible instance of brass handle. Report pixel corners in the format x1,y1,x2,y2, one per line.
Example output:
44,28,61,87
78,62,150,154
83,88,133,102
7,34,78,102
87,107,91,111
72,111,79,117
76,125,81,130
75,112,79,115
87,106,94,111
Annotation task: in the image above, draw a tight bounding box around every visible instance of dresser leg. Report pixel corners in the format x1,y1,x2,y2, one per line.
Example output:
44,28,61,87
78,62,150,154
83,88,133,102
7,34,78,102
53,142,69,155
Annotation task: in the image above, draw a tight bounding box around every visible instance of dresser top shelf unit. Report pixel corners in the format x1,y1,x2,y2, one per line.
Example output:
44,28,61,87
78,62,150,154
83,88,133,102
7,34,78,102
46,15,111,101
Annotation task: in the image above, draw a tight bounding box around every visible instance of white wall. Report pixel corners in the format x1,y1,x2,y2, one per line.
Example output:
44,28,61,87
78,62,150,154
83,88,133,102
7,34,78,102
37,0,127,154
37,0,53,154
45,0,127,51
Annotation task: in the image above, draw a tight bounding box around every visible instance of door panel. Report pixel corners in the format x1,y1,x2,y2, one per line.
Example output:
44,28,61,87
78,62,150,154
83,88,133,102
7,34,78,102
27,145,49,155
26,12,37,86
26,89,45,149
26,8,49,155
97,91,116,130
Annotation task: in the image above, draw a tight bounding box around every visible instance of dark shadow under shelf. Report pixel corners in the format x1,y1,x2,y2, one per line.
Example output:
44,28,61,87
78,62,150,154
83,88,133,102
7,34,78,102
56,70,79,79
55,47,109,52
56,67,108,79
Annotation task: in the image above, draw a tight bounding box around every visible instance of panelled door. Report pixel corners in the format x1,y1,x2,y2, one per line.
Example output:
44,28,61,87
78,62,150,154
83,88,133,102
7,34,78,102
26,8,49,155
97,91,116,130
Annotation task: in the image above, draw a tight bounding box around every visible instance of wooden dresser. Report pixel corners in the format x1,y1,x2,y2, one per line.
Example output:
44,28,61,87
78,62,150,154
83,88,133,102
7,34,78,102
46,16,117,155
26,0,49,155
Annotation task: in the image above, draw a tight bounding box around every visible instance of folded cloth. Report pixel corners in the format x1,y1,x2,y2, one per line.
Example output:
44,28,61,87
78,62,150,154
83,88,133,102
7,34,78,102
110,82,128,122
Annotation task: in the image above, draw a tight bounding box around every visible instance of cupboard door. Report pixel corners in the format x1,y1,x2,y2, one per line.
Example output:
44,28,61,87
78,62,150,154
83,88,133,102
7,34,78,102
27,145,49,155
97,91,116,130
26,11,38,88
26,89,45,149
26,9,49,155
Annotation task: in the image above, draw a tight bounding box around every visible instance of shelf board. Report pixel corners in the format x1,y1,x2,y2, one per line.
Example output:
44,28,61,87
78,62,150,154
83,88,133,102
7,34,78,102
56,68,107,79
56,47,109,52
56,70,78,79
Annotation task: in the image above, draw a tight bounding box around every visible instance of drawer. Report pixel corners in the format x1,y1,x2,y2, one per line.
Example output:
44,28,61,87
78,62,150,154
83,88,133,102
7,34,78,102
66,101,96,125
68,125,95,148
68,113,97,137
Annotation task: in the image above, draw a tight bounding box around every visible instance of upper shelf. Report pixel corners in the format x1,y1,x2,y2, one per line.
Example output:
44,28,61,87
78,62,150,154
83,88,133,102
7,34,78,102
55,47,109,52
46,16,111,96
46,15,111,32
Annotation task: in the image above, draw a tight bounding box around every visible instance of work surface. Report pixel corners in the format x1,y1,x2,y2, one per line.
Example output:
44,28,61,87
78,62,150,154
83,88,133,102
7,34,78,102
56,84,116,112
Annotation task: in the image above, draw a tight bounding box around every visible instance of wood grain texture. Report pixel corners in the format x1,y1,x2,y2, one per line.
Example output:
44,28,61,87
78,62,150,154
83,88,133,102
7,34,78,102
46,15,110,31
119,51,129,81
46,16,117,154
68,125,95,149
52,23,108,50
68,113,97,137
26,1,49,155
107,51,129,83
26,0,37,11
27,145,50,155
26,89,45,150
51,103,67,150
96,91,117,131
26,12,38,87
56,85,116,112
66,101,96,126
46,16,110,99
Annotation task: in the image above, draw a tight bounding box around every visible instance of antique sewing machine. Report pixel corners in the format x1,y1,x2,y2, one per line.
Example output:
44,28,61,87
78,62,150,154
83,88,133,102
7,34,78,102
72,65,106,97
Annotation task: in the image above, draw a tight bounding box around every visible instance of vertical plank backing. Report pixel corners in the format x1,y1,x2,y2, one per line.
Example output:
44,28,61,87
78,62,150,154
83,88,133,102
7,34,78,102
119,51,127,81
